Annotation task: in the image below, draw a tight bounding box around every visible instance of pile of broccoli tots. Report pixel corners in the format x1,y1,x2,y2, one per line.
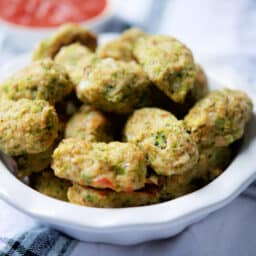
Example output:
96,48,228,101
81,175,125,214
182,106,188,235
0,24,253,208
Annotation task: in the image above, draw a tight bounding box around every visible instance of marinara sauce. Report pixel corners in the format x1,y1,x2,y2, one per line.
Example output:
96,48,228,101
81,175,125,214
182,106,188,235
0,0,107,28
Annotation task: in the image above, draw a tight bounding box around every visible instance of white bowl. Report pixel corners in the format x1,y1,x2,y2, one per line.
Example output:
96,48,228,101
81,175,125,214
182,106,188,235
0,52,255,245
0,0,113,51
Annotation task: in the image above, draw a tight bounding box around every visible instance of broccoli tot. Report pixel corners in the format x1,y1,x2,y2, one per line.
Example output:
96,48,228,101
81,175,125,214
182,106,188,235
55,43,95,85
191,64,209,101
13,136,62,179
123,108,199,176
33,23,97,60
14,145,55,178
192,146,231,183
184,89,253,147
154,148,230,201
65,104,112,142
52,139,147,192
30,170,70,201
159,172,195,200
0,99,59,156
77,58,150,114
68,184,160,208
0,59,73,104
134,35,196,103
97,27,146,61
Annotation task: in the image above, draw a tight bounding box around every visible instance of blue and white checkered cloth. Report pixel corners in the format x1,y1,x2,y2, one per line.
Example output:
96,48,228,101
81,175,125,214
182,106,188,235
0,228,76,256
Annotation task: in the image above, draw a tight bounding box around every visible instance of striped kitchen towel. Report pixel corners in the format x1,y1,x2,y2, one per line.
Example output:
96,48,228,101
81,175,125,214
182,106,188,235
0,227,77,256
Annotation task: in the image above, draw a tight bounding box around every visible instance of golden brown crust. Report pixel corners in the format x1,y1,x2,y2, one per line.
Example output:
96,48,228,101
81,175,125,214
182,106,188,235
33,23,97,60
184,89,253,147
0,99,59,156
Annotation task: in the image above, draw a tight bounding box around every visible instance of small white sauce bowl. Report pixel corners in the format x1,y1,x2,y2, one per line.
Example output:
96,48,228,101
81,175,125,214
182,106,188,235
0,0,113,51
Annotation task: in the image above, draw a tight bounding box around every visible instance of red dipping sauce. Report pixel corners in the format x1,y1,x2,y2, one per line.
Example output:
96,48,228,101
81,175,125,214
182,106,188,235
0,0,107,28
